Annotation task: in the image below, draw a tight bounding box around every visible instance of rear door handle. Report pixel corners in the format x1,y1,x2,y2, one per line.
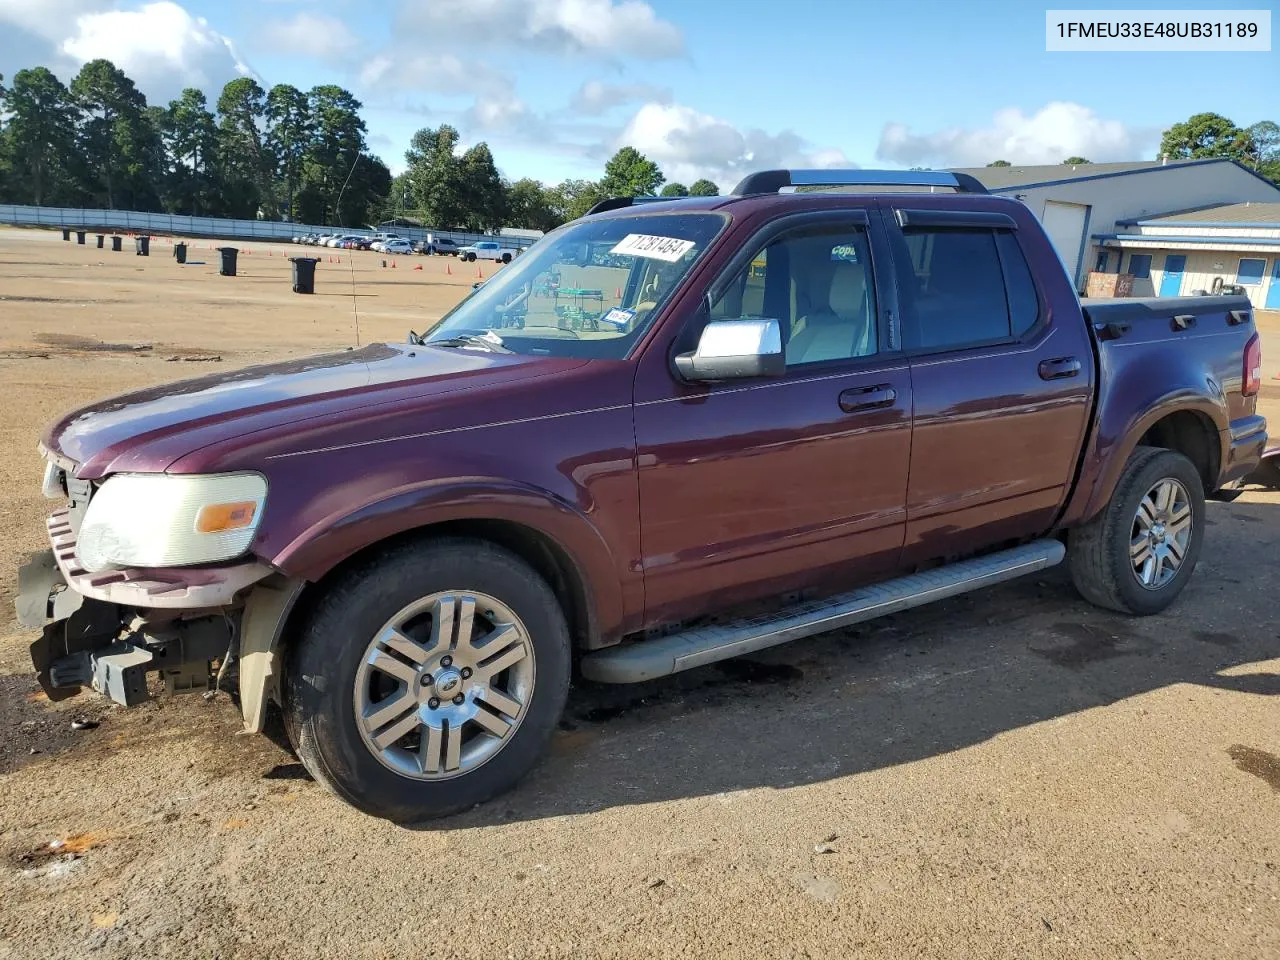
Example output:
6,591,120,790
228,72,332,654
1038,357,1082,380
839,385,896,412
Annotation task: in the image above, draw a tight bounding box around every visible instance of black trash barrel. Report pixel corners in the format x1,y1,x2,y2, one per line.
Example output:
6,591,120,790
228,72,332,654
289,257,319,294
218,247,239,277
96,235,104,249
134,236,150,256
174,242,187,264
62,229,70,241
76,231,85,245
111,236,122,252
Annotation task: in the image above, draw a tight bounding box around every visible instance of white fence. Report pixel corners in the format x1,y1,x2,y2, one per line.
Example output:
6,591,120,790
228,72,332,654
0,204,540,250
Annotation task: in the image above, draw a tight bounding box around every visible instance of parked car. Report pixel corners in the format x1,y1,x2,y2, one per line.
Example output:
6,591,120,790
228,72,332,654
457,240,518,263
18,168,1266,823
384,239,413,255
415,235,461,256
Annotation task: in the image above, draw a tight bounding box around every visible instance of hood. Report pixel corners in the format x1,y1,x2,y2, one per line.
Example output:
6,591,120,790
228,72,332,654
46,342,585,478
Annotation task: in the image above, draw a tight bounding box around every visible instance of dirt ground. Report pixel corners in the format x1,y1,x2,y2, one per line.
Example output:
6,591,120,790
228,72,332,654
0,224,1278,960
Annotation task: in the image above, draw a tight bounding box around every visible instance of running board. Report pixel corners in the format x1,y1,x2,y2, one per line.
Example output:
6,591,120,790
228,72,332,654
581,539,1066,683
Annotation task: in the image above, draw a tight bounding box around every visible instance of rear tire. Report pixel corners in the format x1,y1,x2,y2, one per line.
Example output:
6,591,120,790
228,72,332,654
501,253,512,264
284,538,571,822
1068,446,1205,615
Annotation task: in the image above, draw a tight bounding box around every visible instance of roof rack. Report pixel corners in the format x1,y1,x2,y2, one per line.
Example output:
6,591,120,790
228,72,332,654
584,195,685,216
730,169,988,196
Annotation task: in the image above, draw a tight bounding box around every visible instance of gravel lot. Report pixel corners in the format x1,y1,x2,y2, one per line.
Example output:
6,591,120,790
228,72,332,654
0,226,1277,959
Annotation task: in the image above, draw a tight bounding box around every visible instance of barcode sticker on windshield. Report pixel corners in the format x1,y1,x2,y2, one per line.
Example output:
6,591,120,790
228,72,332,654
600,308,635,329
610,234,696,262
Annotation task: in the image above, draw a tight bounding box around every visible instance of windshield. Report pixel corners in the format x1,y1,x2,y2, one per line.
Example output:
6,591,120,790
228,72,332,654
427,211,727,358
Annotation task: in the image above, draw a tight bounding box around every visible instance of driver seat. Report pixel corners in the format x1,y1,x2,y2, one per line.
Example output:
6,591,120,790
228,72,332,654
786,261,872,364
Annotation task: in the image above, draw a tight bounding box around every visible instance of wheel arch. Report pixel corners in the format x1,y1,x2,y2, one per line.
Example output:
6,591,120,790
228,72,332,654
1068,395,1226,526
240,516,604,734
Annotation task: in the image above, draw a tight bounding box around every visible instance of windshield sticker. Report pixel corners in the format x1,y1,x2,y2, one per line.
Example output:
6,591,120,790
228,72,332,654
610,234,696,263
830,244,860,262
599,307,635,329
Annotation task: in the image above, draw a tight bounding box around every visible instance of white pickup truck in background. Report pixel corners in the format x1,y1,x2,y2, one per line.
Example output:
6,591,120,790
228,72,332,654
456,240,518,263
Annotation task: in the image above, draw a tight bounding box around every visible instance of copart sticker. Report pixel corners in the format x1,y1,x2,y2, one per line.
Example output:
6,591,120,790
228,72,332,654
610,234,696,262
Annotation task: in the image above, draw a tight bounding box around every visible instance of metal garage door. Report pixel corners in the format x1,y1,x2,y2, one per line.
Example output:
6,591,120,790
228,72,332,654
1038,201,1089,291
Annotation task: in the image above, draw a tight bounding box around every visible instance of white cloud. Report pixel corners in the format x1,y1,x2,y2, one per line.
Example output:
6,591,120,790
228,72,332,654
876,102,1153,167
0,0,250,105
571,79,671,115
0,0,106,39
394,0,684,59
360,52,506,97
616,102,851,190
259,12,359,62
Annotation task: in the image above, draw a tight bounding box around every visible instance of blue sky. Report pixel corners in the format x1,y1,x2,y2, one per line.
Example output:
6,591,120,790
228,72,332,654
1,0,1275,189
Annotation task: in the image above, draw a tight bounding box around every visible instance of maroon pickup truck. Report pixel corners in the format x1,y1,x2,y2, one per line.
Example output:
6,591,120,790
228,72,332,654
17,169,1266,821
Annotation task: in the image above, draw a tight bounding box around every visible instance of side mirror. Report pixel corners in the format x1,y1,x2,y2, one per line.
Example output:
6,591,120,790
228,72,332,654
674,319,785,381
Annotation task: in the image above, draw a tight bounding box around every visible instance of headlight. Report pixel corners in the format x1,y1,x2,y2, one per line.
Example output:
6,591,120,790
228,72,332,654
77,473,267,572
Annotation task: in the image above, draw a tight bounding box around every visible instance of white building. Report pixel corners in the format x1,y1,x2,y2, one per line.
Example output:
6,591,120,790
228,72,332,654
952,158,1280,301
1093,202,1280,309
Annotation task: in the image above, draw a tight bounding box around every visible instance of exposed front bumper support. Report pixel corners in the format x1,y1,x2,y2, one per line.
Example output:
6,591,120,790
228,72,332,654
19,550,236,705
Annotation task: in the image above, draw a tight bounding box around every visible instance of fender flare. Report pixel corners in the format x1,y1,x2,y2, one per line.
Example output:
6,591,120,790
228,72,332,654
1072,390,1227,525
269,476,627,639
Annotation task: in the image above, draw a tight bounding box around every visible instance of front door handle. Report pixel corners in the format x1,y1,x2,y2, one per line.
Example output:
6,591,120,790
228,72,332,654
839,385,897,412
1038,357,1082,380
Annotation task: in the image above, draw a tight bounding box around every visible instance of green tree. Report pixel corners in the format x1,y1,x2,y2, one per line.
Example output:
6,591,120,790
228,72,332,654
216,77,270,218
550,178,604,221
336,153,392,226
405,124,468,229
71,59,153,208
457,142,506,231
600,146,664,197
162,88,218,214
2,67,78,205
265,84,313,221
296,85,369,225
1244,121,1279,183
688,178,719,197
505,177,560,231
1063,156,1091,165
986,159,1011,167
376,172,414,223
660,182,688,197
1158,112,1254,162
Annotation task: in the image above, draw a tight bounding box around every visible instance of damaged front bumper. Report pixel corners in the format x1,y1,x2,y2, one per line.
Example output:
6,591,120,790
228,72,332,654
19,550,247,707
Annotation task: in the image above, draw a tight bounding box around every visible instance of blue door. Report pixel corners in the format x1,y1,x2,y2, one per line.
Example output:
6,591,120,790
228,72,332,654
1159,255,1186,297
1267,260,1280,309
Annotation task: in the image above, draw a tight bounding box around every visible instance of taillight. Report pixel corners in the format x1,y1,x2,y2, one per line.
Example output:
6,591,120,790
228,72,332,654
1243,332,1262,397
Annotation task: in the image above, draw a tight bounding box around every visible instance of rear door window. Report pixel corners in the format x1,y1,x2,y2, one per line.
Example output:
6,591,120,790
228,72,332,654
889,225,1041,352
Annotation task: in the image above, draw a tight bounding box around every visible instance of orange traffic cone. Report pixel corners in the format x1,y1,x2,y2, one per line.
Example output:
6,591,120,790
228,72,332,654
476,265,483,280
446,262,452,275
413,264,423,271
615,287,621,298
391,260,396,268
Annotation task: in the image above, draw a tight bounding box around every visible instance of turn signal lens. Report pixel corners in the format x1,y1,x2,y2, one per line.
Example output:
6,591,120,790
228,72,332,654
195,501,258,534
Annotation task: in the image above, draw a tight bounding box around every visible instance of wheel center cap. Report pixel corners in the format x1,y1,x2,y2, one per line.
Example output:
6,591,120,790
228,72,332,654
434,668,463,696
1151,522,1166,542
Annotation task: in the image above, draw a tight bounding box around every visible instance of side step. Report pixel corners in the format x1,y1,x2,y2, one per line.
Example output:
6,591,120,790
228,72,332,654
581,539,1066,683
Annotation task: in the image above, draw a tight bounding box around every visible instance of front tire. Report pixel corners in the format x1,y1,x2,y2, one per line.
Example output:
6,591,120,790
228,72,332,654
284,538,571,822
1068,446,1205,615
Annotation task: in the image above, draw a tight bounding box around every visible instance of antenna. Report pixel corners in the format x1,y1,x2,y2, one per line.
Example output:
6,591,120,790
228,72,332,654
335,151,363,346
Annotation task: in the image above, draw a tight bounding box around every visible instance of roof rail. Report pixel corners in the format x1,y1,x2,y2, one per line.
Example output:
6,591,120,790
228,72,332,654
584,195,684,216
730,169,988,196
